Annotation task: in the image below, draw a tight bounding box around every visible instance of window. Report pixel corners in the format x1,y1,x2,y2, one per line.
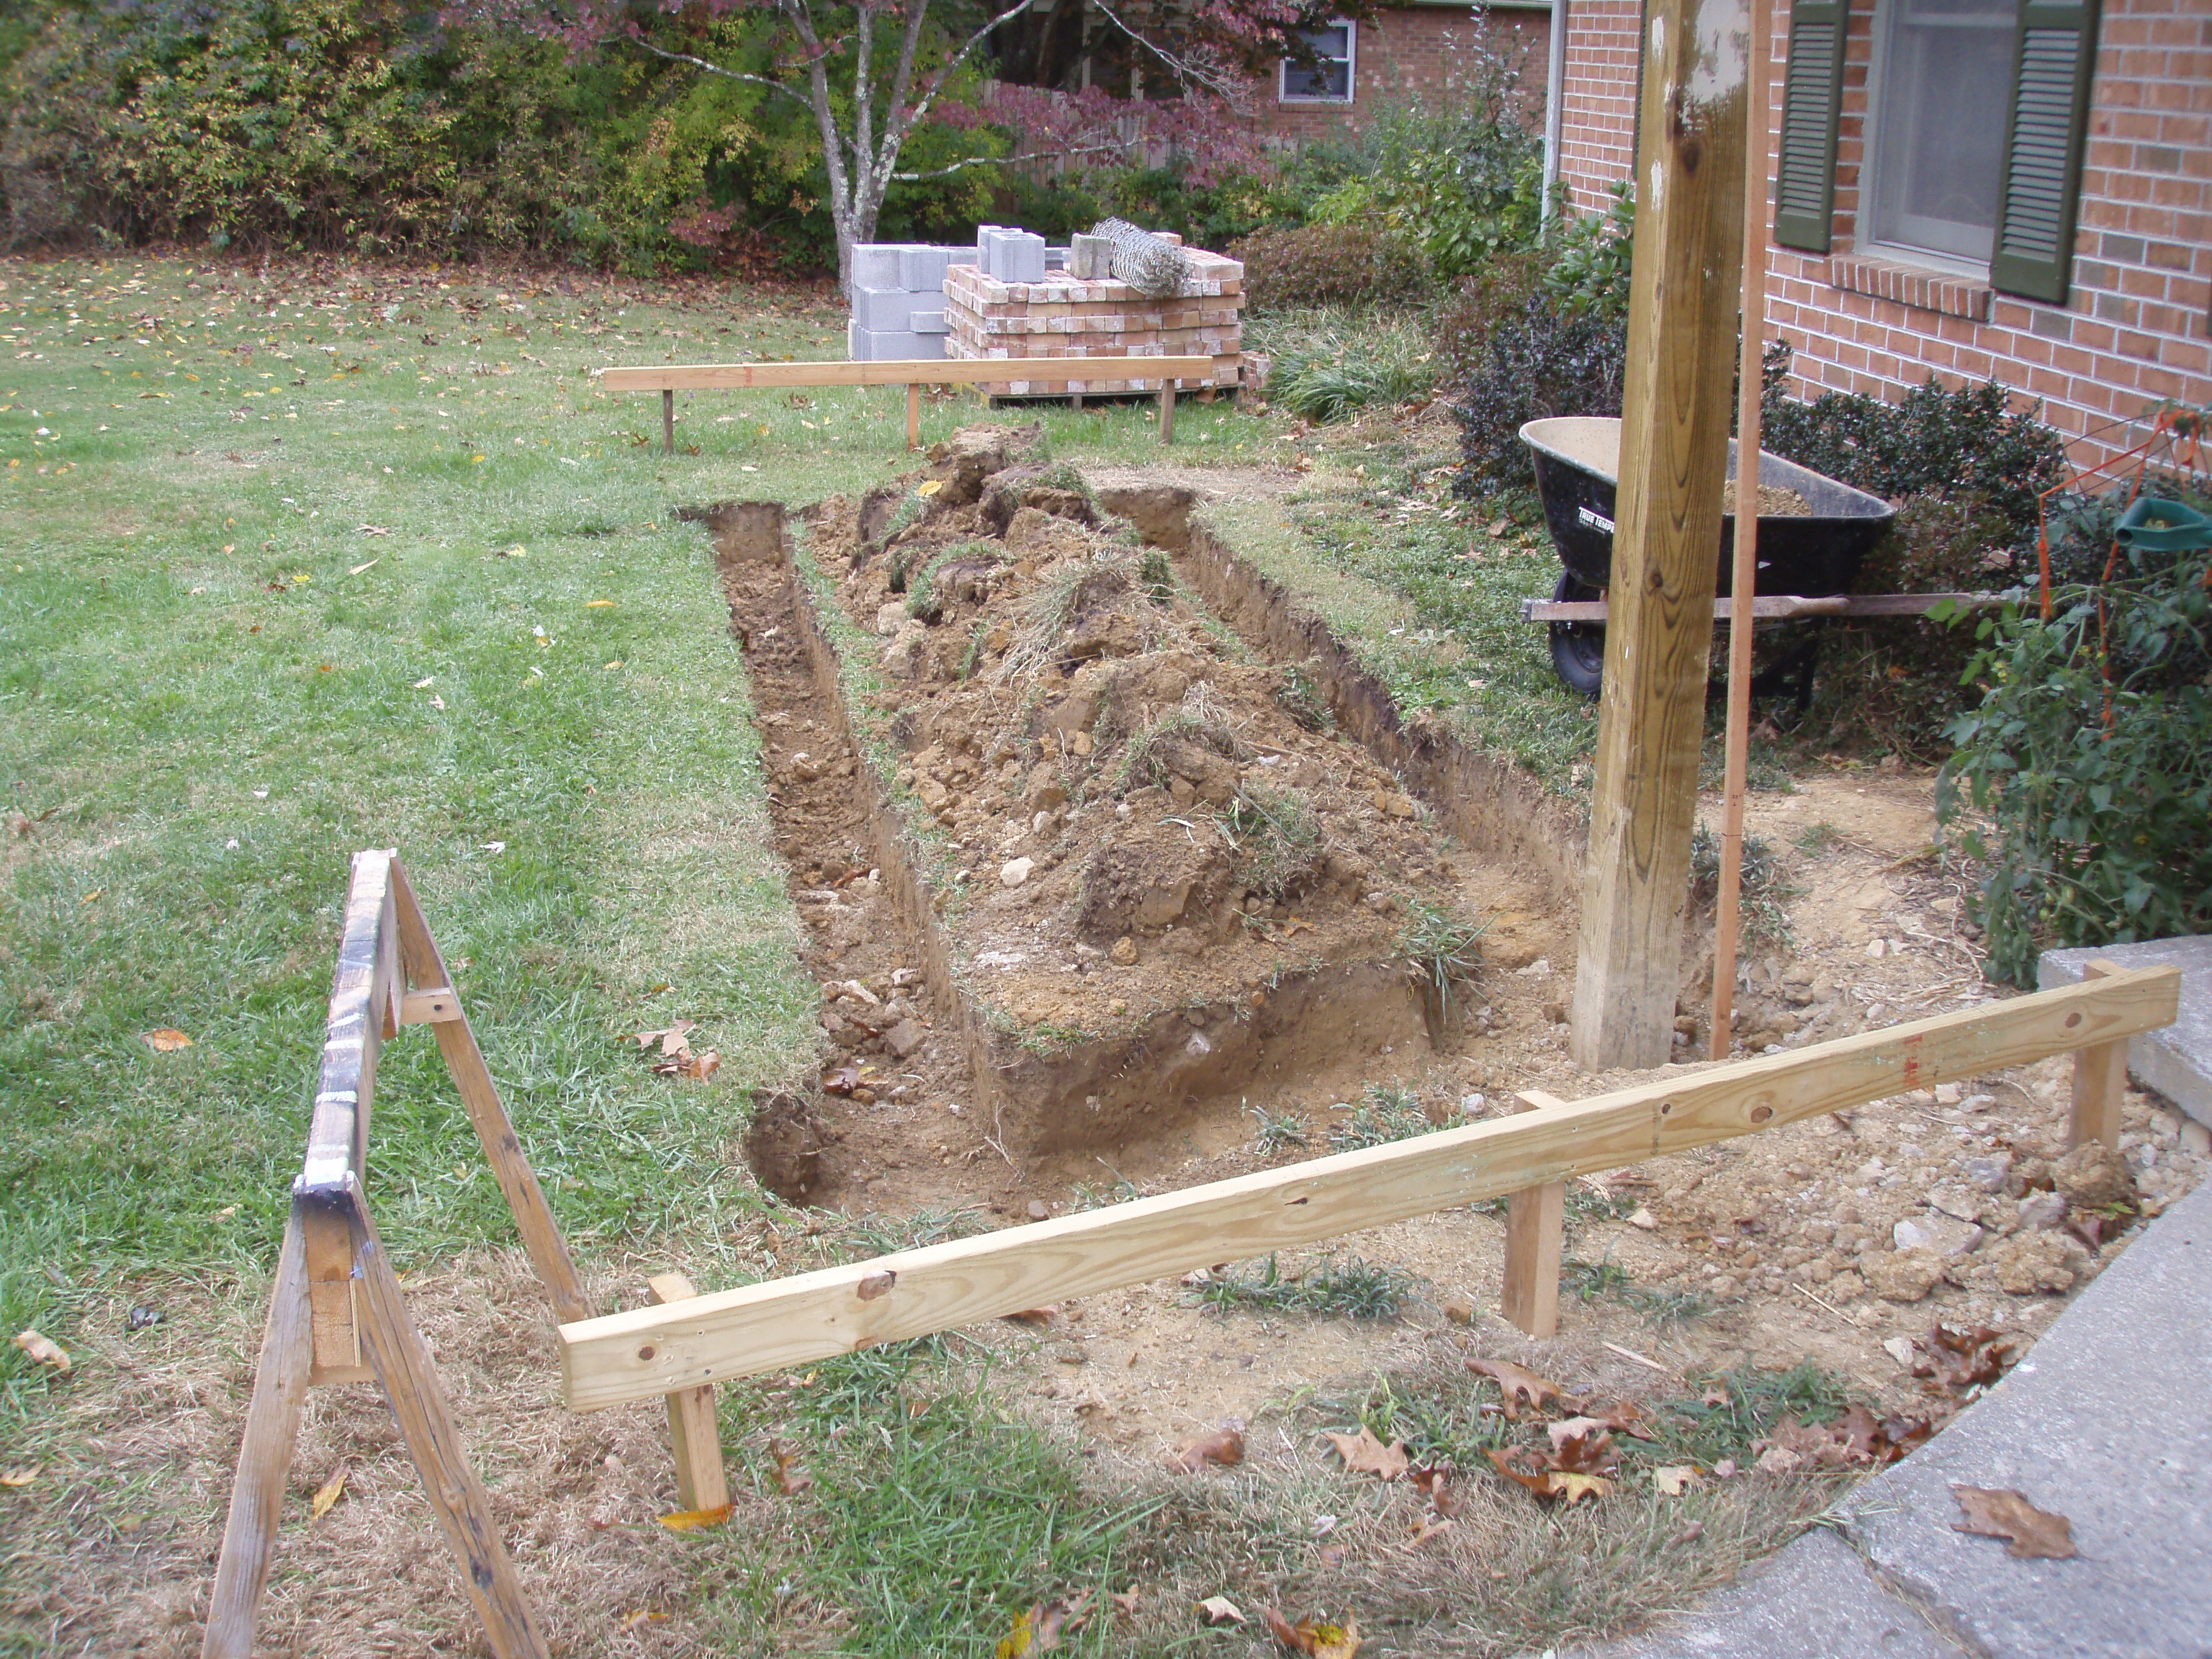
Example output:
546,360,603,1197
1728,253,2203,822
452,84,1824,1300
1280,22,1354,103
1864,0,2018,264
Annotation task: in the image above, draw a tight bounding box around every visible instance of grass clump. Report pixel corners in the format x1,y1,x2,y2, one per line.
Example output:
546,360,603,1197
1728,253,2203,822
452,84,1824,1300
1398,899,1489,1018
1562,1257,1712,1327
999,547,1142,678
1246,1102,1311,1152
1690,823,1800,948
1218,783,1321,898
1256,310,1442,423
1277,662,1334,732
1113,691,1249,793
1194,1253,1413,1320
1328,1084,1433,1150
904,542,997,624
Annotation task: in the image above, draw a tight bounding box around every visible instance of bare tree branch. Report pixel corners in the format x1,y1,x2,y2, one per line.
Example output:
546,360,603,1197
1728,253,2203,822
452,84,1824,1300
628,37,814,107
891,139,1128,181
1088,0,1254,103
905,0,1036,130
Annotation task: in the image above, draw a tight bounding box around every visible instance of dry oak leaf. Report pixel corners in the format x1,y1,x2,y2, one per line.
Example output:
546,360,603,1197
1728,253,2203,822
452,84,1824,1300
310,1466,347,1521
995,1593,1085,1656
656,1502,734,1532
1408,1462,1463,1516
1195,1595,1244,1626
140,1028,194,1053
12,1331,69,1372
631,1019,696,1056
1466,1358,1568,1420
1488,1445,1613,1505
1323,1426,1410,1482
1586,1397,1658,1441
1952,1486,2076,1560
0,1467,38,1487
1261,1607,1362,1658
1652,1465,1701,1496
1171,1424,1245,1473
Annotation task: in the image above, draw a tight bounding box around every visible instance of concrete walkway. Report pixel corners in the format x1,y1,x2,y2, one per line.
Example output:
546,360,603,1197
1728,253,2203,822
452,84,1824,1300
1575,1174,2212,1659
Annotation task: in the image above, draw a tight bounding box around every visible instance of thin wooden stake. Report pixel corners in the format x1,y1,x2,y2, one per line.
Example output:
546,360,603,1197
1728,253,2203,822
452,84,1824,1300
2069,959,2130,1148
1712,0,1776,1061
649,1274,729,1513
906,382,922,450
201,1210,315,1659
1500,1091,1569,1338
1159,379,1177,444
662,389,675,455
343,1187,550,1659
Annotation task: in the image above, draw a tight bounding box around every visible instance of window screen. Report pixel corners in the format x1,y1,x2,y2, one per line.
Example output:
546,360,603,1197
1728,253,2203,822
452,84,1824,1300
1282,23,1354,102
1866,0,2018,261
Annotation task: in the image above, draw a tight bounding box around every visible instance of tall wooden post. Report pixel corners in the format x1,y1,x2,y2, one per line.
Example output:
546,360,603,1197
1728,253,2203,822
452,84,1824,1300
1569,0,1752,1072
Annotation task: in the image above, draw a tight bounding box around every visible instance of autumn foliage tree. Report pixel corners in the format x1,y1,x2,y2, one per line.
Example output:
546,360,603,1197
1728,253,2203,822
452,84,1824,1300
463,0,1348,285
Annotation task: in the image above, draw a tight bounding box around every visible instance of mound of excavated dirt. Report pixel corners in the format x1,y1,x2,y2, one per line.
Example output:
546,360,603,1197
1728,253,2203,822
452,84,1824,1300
718,427,1494,1182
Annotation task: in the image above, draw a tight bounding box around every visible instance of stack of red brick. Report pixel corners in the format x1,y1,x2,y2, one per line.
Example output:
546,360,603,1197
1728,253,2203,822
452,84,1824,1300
941,234,1245,397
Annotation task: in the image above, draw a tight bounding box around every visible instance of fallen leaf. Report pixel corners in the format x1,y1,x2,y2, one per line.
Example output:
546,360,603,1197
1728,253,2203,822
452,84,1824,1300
1323,1426,1409,1481
140,1028,194,1052
1915,1324,2017,1395
12,1331,69,1372
1195,1595,1244,1626
997,1595,1086,1658
917,479,943,496
1408,1462,1462,1516
1110,1588,1141,1617
1586,1397,1658,1440
656,1502,734,1532
618,1610,670,1632
348,558,380,575
310,1466,347,1520
1172,1424,1245,1472
1001,1306,1059,1326
81,889,104,904
1952,1485,2075,1559
1488,1445,1612,1503
1262,1609,1362,1657
586,598,616,608
1406,1515,1453,1546
822,1064,862,1096
768,1438,813,1496
1545,1426,1619,1476
1653,1465,1701,1496
1,1467,37,1487
1467,1358,1568,1420
412,676,435,688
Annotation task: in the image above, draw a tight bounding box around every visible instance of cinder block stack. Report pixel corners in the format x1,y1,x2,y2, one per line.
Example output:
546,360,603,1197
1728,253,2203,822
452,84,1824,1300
941,230,1245,397
846,243,974,362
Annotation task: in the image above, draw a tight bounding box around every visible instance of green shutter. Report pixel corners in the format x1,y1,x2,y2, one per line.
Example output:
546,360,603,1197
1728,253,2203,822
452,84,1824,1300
1773,0,1852,253
1990,0,2102,304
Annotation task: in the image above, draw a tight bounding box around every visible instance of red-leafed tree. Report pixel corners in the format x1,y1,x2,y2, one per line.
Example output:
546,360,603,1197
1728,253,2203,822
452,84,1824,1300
459,0,1343,285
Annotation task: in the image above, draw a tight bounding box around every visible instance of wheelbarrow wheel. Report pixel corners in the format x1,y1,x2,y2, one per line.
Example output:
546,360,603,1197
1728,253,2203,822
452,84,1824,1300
1547,572,1606,698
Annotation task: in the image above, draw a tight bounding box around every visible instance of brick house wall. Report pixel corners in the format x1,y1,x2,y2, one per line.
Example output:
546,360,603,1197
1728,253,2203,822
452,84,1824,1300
1250,1,1552,145
1556,0,2211,469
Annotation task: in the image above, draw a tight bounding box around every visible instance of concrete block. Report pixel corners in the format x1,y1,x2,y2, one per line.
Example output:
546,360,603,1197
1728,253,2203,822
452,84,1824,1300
1001,230,1046,284
899,246,954,292
848,243,917,294
909,311,950,336
851,327,944,362
848,318,862,361
853,285,921,333
2040,935,2212,1128
1070,233,1113,279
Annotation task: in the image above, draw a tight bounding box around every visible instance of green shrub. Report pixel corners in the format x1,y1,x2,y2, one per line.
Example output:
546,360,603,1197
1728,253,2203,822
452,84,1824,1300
1250,307,1441,422
1939,505,2212,984
1539,179,1636,320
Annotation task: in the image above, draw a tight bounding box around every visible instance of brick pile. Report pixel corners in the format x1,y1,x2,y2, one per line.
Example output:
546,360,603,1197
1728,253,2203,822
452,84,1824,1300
941,233,1245,397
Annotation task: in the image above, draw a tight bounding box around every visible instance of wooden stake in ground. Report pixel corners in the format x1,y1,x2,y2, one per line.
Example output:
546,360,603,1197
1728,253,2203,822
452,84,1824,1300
1711,0,1776,1061
1501,1092,1570,1337
1569,0,1752,1072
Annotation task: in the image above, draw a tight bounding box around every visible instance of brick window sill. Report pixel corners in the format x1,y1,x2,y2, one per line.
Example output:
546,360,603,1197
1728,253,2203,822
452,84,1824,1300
1828,253,1992,323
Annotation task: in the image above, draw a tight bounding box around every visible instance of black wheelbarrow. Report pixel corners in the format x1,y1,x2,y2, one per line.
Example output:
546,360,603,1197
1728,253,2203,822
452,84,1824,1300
1518,416,1928,697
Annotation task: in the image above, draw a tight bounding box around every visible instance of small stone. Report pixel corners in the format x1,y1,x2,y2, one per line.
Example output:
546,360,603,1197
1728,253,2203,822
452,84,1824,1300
881,1018,926,1059
1442,1298,1476,1326
1865,1247,1945,1302
1380,792,1418,820
2051,1141,2135,1208
1709,1274,1740,1299
1000,857,1034,888
1110,935,1138,966
1026,1200,1051,1220
1628,1207,1659,1231
2016,1191,2069,1231
1032,811,1054,835
876,601,907,635
1935,1082,1963,1105
1961,1153,2014,1193
2181,1119,2211,1156
1930,1186,1983,1222
1459,1092,1487,1117
1069,730,1094,757
1881,1336,1917,1367
1054,1344,1089,1366
1804,1258,1835,1285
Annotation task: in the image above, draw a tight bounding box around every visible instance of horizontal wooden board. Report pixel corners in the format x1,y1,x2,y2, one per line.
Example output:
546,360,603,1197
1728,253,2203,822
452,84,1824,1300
596,356,1220,393
557,966,2178,1410
1521,592,2005,625
300,849,397,1197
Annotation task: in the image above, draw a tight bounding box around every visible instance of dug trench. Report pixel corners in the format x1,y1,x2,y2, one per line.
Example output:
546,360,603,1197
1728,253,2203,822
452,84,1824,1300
703,428,1585,1220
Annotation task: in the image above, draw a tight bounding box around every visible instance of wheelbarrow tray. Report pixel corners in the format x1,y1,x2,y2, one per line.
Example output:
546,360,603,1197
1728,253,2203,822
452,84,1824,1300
1520,416,1897,597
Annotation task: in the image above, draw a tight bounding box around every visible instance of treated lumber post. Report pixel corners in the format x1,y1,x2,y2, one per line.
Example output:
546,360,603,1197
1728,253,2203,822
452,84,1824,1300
1159,379,1177,444
662,390,675,455
907,382,922,450
201,1210,315,1659
1569,0,1751,1073
2069,959,2130,1149
343,1187,549,1659
648,1273,729,1513
1501,1091,1569,1337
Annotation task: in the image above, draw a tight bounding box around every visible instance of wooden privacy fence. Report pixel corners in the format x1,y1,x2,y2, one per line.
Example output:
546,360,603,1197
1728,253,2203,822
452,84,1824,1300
596,354,1220,453
559,962,2177,1416
203,850,585,1659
